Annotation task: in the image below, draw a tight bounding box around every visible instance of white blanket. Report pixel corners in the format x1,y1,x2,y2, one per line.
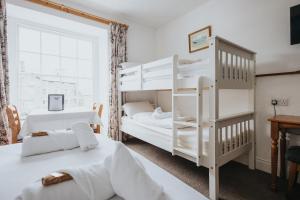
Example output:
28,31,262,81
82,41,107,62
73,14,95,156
72,123,99,151
64,163,115,200
152,107,172,119
0,135,207,200
21,130,79,157
17,180,88,200
18,143,166,200
108,143,167,200
132,112,194,129
17,162,115,200
133,112,173,129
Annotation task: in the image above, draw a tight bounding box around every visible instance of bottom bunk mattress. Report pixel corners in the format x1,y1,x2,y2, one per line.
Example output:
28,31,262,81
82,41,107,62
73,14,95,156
121,116,247,156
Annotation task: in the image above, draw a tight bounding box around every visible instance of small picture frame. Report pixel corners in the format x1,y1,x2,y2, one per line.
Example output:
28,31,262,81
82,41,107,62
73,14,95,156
48,94,64,111
188,26,212,53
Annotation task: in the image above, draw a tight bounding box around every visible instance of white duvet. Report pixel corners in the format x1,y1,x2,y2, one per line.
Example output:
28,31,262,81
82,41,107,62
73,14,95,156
17,163,115,200
17,143,166,200
0,135,207,200
133,112,173,129
132,112,194,129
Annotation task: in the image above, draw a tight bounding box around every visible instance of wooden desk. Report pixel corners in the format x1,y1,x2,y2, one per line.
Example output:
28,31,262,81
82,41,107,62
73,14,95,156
268,115,300,191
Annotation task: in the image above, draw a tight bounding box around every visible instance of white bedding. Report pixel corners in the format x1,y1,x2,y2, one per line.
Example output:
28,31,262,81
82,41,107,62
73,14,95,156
122,116,242,155
18,162,114,200
132,112,192,129
0,135,207,200
132,112,173,129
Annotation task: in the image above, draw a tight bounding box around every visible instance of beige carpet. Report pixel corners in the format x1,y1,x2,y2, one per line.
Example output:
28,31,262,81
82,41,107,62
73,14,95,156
124,138,300,200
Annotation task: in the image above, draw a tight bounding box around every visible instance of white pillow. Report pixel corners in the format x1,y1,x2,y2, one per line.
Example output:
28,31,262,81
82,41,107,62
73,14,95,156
123,101,154,117
109,142,165,200
72,122,99,151
119,62,140,69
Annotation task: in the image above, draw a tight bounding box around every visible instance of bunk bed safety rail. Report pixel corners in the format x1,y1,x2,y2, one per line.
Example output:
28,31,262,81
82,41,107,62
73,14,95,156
119,65,142,91
214,37,256,90
142,56,175,90
142,56,174,70
215,112,254,157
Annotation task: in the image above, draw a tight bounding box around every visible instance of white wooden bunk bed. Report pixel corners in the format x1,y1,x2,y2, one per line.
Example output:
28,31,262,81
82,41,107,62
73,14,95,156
118,36,256,200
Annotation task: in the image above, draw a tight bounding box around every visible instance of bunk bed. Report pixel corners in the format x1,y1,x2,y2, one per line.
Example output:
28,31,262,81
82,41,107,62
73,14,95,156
118,36,256,200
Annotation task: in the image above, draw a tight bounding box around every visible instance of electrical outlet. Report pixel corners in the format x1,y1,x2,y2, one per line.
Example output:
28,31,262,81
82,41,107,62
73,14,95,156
271,98,288,106
277,98,288,106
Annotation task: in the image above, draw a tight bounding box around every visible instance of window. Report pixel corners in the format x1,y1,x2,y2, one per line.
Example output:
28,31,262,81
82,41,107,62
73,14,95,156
17,25,96,118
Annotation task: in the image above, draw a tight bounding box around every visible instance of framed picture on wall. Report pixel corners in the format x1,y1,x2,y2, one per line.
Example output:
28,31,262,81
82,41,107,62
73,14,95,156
48,94,64,111
188,26,212,53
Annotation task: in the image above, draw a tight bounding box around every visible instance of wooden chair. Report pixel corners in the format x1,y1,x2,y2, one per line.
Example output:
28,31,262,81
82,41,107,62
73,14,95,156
279,128,300,180
92,103,103,134
286,146,300,195
6,105,21,144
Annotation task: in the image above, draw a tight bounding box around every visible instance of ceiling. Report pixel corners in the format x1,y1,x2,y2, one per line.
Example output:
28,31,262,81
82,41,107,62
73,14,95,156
62,0,208,28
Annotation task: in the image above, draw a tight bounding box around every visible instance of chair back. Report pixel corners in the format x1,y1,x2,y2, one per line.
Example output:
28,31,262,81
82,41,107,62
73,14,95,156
6,105,21,144
92,103,103,133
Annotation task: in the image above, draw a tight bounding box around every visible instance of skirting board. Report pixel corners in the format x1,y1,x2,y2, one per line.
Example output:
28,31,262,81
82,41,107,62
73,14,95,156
234,155,270,173
255,157,300,183
256,157,271,173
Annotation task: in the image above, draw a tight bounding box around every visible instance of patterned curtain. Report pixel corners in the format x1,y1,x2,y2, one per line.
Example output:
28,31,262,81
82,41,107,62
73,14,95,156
108,22,128,141
0,0,9,145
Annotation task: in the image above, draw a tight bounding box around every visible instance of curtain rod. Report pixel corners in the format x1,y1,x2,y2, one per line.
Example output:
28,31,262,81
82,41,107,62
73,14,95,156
26,0,129,28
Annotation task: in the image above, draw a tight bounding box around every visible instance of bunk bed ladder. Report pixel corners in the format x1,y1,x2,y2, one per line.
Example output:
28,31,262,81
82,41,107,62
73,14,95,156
172,55,204,166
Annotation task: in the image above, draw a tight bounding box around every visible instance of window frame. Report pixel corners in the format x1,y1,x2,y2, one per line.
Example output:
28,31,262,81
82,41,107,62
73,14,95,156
8,17,100,118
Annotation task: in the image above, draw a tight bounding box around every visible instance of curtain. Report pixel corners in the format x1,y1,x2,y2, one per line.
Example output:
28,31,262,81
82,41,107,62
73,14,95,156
0,0,9,145
108,22,128,141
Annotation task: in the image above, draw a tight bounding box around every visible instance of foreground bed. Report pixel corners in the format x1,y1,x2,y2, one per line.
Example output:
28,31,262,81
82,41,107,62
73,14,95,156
0,135,207,200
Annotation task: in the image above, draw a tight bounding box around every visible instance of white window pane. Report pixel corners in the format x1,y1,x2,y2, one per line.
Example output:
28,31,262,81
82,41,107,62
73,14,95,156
40,75,60,83
19,52,40,73
41,55,60,75
20,100,37,118
78,40,92,59
41,32,59,55
61,58,77,76
78,95,93,107
78,60,93,78
61,36,76,57
20,86,38,100
18,26,96,116
60,79,77,105
19,74,43,117
19,74,40,88
78,79,93,96
19,27,40,52
45,81,66,95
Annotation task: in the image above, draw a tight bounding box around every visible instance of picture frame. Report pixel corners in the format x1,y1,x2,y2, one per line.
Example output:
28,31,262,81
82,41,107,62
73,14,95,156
188,26,212,53
48,94,64,111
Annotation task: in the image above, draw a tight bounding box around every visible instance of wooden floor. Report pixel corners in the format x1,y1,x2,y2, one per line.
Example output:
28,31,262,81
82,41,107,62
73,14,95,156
124,138,300,200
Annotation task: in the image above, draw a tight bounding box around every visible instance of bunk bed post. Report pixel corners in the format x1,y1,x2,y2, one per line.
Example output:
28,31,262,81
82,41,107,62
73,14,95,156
248,54,256,170
172,55,179,155
196,76,204,166
208,36,220,200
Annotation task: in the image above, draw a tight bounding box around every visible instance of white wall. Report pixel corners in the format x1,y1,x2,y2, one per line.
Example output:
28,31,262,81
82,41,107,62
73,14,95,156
154,0,300,173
